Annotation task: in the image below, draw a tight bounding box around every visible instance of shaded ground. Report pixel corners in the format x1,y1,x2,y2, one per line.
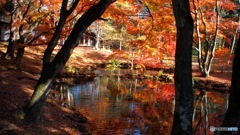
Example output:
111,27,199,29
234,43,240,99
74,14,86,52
0,45,112,134
0,43,232,134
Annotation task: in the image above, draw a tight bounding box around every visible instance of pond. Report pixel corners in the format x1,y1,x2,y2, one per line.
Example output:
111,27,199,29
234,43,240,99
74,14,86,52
50,69,229,135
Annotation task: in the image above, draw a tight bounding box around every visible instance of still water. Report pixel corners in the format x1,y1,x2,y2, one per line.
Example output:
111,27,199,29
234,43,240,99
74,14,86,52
51,69,228,135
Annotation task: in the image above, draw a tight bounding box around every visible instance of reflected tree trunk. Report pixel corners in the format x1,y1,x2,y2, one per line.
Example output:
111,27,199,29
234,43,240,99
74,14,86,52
171,0,194,134
204,92,208,135
220,35,240,135
193,90,209,135
192,91,204,123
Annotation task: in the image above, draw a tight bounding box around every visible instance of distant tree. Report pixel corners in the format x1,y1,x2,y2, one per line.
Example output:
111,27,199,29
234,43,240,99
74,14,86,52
2,0,84,67
2,0,60,65
24,0,115,122
192,0,237,77
13,0,50,68
171,0,194,134
220,35,240,135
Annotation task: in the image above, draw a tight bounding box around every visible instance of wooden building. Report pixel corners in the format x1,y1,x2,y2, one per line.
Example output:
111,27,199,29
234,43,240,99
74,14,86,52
0,11,10,41
79,30,97,47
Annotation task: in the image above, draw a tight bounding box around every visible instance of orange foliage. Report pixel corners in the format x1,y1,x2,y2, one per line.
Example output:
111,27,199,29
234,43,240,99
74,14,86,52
156,84,175,101
214,48,230,58
7,0,238,70
133,80,175,103
103,0,176,68
214,48,233,66
191,0,238,45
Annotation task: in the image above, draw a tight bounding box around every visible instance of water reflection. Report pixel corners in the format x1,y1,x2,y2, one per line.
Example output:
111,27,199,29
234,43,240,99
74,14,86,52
51,69,229,135
193,90,229,135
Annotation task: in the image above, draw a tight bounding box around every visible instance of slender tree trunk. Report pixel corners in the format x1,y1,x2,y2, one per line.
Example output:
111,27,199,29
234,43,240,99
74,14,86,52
96,32,100,50
220,35,240,135
95,22,100,50
192,0,203,74
230,15,239,56
205,0,221,76
4,10,15,59
24,0,115,122
88,35,91,46
192,0,221,77
171,0,194,134
42,0,78,66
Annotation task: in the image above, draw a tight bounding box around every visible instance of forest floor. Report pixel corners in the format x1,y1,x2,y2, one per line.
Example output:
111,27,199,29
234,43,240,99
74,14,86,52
0,45,112,134
0,43,232,134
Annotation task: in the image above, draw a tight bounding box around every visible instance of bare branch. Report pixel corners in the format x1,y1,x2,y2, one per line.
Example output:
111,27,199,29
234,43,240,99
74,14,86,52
137,0,154,29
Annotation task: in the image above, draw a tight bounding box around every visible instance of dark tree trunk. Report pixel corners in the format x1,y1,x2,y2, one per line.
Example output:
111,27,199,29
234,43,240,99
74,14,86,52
24,0,115,122
14,47,25,68
24,62,57,121
4,11,15,59
4,40,15,59
13,35,25,68
220,35,240,135
42,0,76,66
171,0,194,134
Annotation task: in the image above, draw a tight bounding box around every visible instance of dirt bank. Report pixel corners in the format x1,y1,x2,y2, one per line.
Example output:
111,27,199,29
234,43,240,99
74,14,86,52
0,45,112,134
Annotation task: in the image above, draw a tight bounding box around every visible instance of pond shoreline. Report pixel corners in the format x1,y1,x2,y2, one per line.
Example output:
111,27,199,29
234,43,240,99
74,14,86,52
0,45,232,134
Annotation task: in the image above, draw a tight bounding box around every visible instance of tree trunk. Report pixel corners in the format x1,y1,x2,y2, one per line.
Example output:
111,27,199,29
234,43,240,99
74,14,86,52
95,22,100,50
14,47,25,68
24,0,115,122
4,41,15,59
24,63,57,121
42,0,79,66
171,0,194,134
192,0,221,77
220,35,240,135
4,10,15,59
